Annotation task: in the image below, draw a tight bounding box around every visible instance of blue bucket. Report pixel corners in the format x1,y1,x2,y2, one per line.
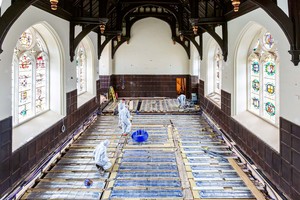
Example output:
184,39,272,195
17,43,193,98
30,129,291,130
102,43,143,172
132,129,148,142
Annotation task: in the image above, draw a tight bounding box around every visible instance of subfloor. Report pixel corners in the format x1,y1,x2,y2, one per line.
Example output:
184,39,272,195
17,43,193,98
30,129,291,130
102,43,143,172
102,98,199,113
21,114,267,200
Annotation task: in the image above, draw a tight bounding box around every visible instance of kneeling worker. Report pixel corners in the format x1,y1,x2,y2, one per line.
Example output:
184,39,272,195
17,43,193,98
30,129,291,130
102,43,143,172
93,139,112,174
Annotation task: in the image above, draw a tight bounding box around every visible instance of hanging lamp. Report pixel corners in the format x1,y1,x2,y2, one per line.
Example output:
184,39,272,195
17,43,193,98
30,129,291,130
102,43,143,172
50,0,58,10
231,0,240,12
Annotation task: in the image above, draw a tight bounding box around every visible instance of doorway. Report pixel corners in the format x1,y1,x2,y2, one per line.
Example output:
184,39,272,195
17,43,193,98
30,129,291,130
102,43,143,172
176,78,186,95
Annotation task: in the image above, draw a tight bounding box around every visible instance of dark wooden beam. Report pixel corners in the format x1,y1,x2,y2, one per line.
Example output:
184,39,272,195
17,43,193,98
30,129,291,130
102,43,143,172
288,0,300,65
72,17,108,24
199,22,228,61
194,17,226,25
0,0,39,54
70,24,99,61
189,0,198,19
98,35,113,59
33,1,72,20
185,34,203,60
120,0,180,4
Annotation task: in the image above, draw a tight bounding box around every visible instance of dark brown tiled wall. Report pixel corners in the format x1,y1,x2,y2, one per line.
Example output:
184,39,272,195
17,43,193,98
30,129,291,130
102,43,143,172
0,117,12,194
189,76,199,99
0,81,101,196
111,75,193,98
280,118,300,199
99,75,111,94
96,79,101,99
199,79,298,200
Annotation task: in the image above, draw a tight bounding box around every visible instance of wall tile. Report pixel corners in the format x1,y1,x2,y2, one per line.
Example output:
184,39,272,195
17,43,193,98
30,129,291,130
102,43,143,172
292,150,300,170
281,143,291,163
282,159,292,183
292,168,300,192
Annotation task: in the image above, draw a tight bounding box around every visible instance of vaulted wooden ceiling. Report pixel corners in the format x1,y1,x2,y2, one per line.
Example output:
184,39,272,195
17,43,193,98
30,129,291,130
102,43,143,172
1,0,299,65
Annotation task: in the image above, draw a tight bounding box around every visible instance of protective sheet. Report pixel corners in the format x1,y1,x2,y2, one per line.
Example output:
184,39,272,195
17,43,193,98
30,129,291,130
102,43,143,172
57,158,94,164
24,191,102,199
114,180,181,187
121,157,176,163
199,190,254,198
44,172,109,179
110,189,183,198
196,180,246,187
35,181,105,189
119,165,177,171
117,171,179,178
122,150,174,156
51,165,97,171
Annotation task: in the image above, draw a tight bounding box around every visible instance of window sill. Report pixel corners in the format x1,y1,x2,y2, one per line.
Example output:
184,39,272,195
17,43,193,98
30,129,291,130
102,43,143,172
77,92,95,108
13,111,64,152
207,93,221,107
232,111,279,152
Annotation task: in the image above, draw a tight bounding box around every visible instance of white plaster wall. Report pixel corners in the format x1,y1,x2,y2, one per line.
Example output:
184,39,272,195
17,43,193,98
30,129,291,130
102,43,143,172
114,17,189,74
0,0,10,15
99,36,113,75
190,36,201,77
277,0,289,16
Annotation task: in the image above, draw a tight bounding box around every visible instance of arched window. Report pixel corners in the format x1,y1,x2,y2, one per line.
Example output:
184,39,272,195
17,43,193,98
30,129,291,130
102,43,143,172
76,42,87,95
248,31,279,125
214,47,222,95
12,28,49,125
207,45,222,106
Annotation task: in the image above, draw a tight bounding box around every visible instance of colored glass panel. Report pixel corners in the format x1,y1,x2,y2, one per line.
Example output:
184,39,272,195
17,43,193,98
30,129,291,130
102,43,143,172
214,47,222,95
251,79,260,92
265,83,275,95
19,30,33,49
76,44,87,94
12,28,49,125
263,32,274,50
251,61,259,74
248,30,278,125
264,62,275,76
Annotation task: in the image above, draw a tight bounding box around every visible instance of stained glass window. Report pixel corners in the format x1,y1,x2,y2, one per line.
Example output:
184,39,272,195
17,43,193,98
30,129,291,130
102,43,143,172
12,28,49,125
248,31,278,124
214,47,222,95
76,43,87,95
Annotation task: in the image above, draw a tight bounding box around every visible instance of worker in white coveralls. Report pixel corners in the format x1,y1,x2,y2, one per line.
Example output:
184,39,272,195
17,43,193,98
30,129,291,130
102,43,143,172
93,139,112,174
177,93,186,108
118,99,126,128
120,105,132,136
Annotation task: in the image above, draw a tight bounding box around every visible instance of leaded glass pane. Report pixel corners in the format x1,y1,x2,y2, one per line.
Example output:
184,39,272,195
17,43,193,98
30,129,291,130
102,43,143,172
18,29,34,50
263,100,276,122
12,27,49,125
247,30,278,125
76,44,87,94
214,47,222,95
263,32,274,50
18,53,33,122
36,52,48,113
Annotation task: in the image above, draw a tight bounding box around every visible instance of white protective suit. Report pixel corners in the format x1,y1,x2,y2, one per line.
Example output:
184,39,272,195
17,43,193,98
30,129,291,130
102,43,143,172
93,140,112,170
118,101,125,127
119,106,131,134
177,94,186,108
